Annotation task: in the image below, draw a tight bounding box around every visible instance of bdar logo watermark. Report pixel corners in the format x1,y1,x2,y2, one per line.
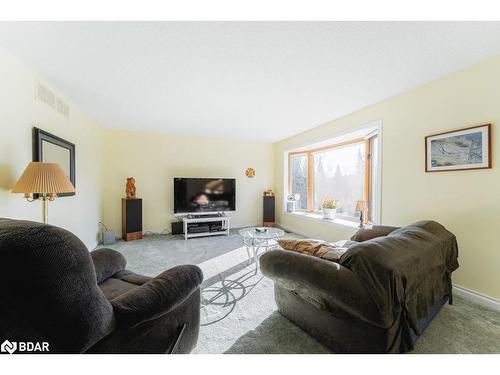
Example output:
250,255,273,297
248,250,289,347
1,340,17,354
1,339,49,354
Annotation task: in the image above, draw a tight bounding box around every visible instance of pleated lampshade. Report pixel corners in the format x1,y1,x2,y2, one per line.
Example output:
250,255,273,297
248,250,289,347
355,200,368,212
12,162,75,196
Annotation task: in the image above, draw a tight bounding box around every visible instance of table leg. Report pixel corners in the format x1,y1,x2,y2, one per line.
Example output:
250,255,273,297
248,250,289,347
244,244,251,260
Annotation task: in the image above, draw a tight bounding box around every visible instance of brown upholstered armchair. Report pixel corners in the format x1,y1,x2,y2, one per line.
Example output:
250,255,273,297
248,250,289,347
0,218,203,354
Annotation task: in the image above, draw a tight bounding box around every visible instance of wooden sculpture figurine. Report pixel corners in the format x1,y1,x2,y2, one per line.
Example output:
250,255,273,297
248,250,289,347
126,177,137,199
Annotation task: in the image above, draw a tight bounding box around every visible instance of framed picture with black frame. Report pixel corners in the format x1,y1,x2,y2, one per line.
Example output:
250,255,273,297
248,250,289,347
33,127,76,197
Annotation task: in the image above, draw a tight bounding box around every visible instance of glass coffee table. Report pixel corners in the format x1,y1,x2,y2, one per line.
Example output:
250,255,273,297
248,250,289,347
239,227,285,263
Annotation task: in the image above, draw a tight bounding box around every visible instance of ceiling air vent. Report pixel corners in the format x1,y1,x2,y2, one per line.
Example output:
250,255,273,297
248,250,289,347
36,81,70,119
57,97,70,118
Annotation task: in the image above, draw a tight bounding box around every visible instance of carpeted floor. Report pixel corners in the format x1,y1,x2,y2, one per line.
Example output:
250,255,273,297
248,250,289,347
96,230,500,354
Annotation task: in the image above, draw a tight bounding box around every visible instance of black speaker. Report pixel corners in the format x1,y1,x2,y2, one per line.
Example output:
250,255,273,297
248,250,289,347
263,195,275,227
122,198,142,241
171,221,184,235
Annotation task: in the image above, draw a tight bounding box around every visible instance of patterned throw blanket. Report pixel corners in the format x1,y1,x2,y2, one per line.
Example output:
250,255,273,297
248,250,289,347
277,239,358,263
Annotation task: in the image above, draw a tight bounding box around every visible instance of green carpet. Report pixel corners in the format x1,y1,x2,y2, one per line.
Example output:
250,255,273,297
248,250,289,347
97,230,500,354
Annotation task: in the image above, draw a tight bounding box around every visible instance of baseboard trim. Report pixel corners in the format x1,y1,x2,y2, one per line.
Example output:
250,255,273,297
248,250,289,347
453,284,500,311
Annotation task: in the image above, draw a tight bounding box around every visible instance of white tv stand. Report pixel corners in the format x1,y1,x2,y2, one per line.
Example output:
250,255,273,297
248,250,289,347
182,214,230,240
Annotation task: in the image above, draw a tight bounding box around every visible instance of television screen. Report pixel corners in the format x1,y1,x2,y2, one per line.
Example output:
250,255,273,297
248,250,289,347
174,178,236,214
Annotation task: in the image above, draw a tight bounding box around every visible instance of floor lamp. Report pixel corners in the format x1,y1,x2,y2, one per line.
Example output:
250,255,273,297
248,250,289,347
11,162,75,224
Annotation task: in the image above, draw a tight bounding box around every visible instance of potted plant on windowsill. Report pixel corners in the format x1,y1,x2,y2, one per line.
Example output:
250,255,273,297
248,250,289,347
322,198,337,220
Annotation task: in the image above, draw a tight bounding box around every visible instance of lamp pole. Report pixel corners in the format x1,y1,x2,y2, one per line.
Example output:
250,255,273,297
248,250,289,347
41,196,48,224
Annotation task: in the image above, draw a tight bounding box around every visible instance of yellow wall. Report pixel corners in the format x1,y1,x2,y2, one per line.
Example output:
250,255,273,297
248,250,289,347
0,46,104,249
274,56,500,299
101,129,274,234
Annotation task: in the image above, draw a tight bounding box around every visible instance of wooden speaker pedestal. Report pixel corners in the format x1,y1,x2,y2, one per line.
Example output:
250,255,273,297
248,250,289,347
122,198,143,241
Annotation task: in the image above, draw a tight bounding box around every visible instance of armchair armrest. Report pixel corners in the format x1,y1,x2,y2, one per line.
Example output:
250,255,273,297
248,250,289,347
350,225,400,242
110,265,203,328
91,248,127,284
260,250,385,327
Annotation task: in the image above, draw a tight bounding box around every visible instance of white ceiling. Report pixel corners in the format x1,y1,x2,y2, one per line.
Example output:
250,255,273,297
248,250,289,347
1,22,500,142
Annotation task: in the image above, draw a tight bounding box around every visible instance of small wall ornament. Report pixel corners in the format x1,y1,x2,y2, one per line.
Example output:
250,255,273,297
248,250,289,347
245,168,255,178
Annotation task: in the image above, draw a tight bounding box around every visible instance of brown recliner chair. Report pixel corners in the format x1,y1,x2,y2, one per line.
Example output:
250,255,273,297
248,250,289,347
0,218,203,353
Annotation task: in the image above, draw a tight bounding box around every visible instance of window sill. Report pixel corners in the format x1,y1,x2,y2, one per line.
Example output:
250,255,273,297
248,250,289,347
282,211,371,230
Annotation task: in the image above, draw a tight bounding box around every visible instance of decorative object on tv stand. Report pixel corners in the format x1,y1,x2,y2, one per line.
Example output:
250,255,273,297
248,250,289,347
322,197,337,220
126,177,137,199
355,200,368,228
263,191,276,227
263,189,274,197
425,123,491,172
122,177,142,241
245,168,255,177
11,162,75,224
33,127,75,197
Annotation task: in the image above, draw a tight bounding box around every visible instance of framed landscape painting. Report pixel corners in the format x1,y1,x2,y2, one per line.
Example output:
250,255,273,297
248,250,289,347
425,124,491,172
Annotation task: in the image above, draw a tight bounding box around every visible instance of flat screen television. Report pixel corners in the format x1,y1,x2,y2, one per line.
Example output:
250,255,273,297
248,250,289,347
174,177,236,214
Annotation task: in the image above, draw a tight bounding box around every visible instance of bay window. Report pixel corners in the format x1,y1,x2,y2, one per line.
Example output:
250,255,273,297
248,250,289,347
287,129,380,224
